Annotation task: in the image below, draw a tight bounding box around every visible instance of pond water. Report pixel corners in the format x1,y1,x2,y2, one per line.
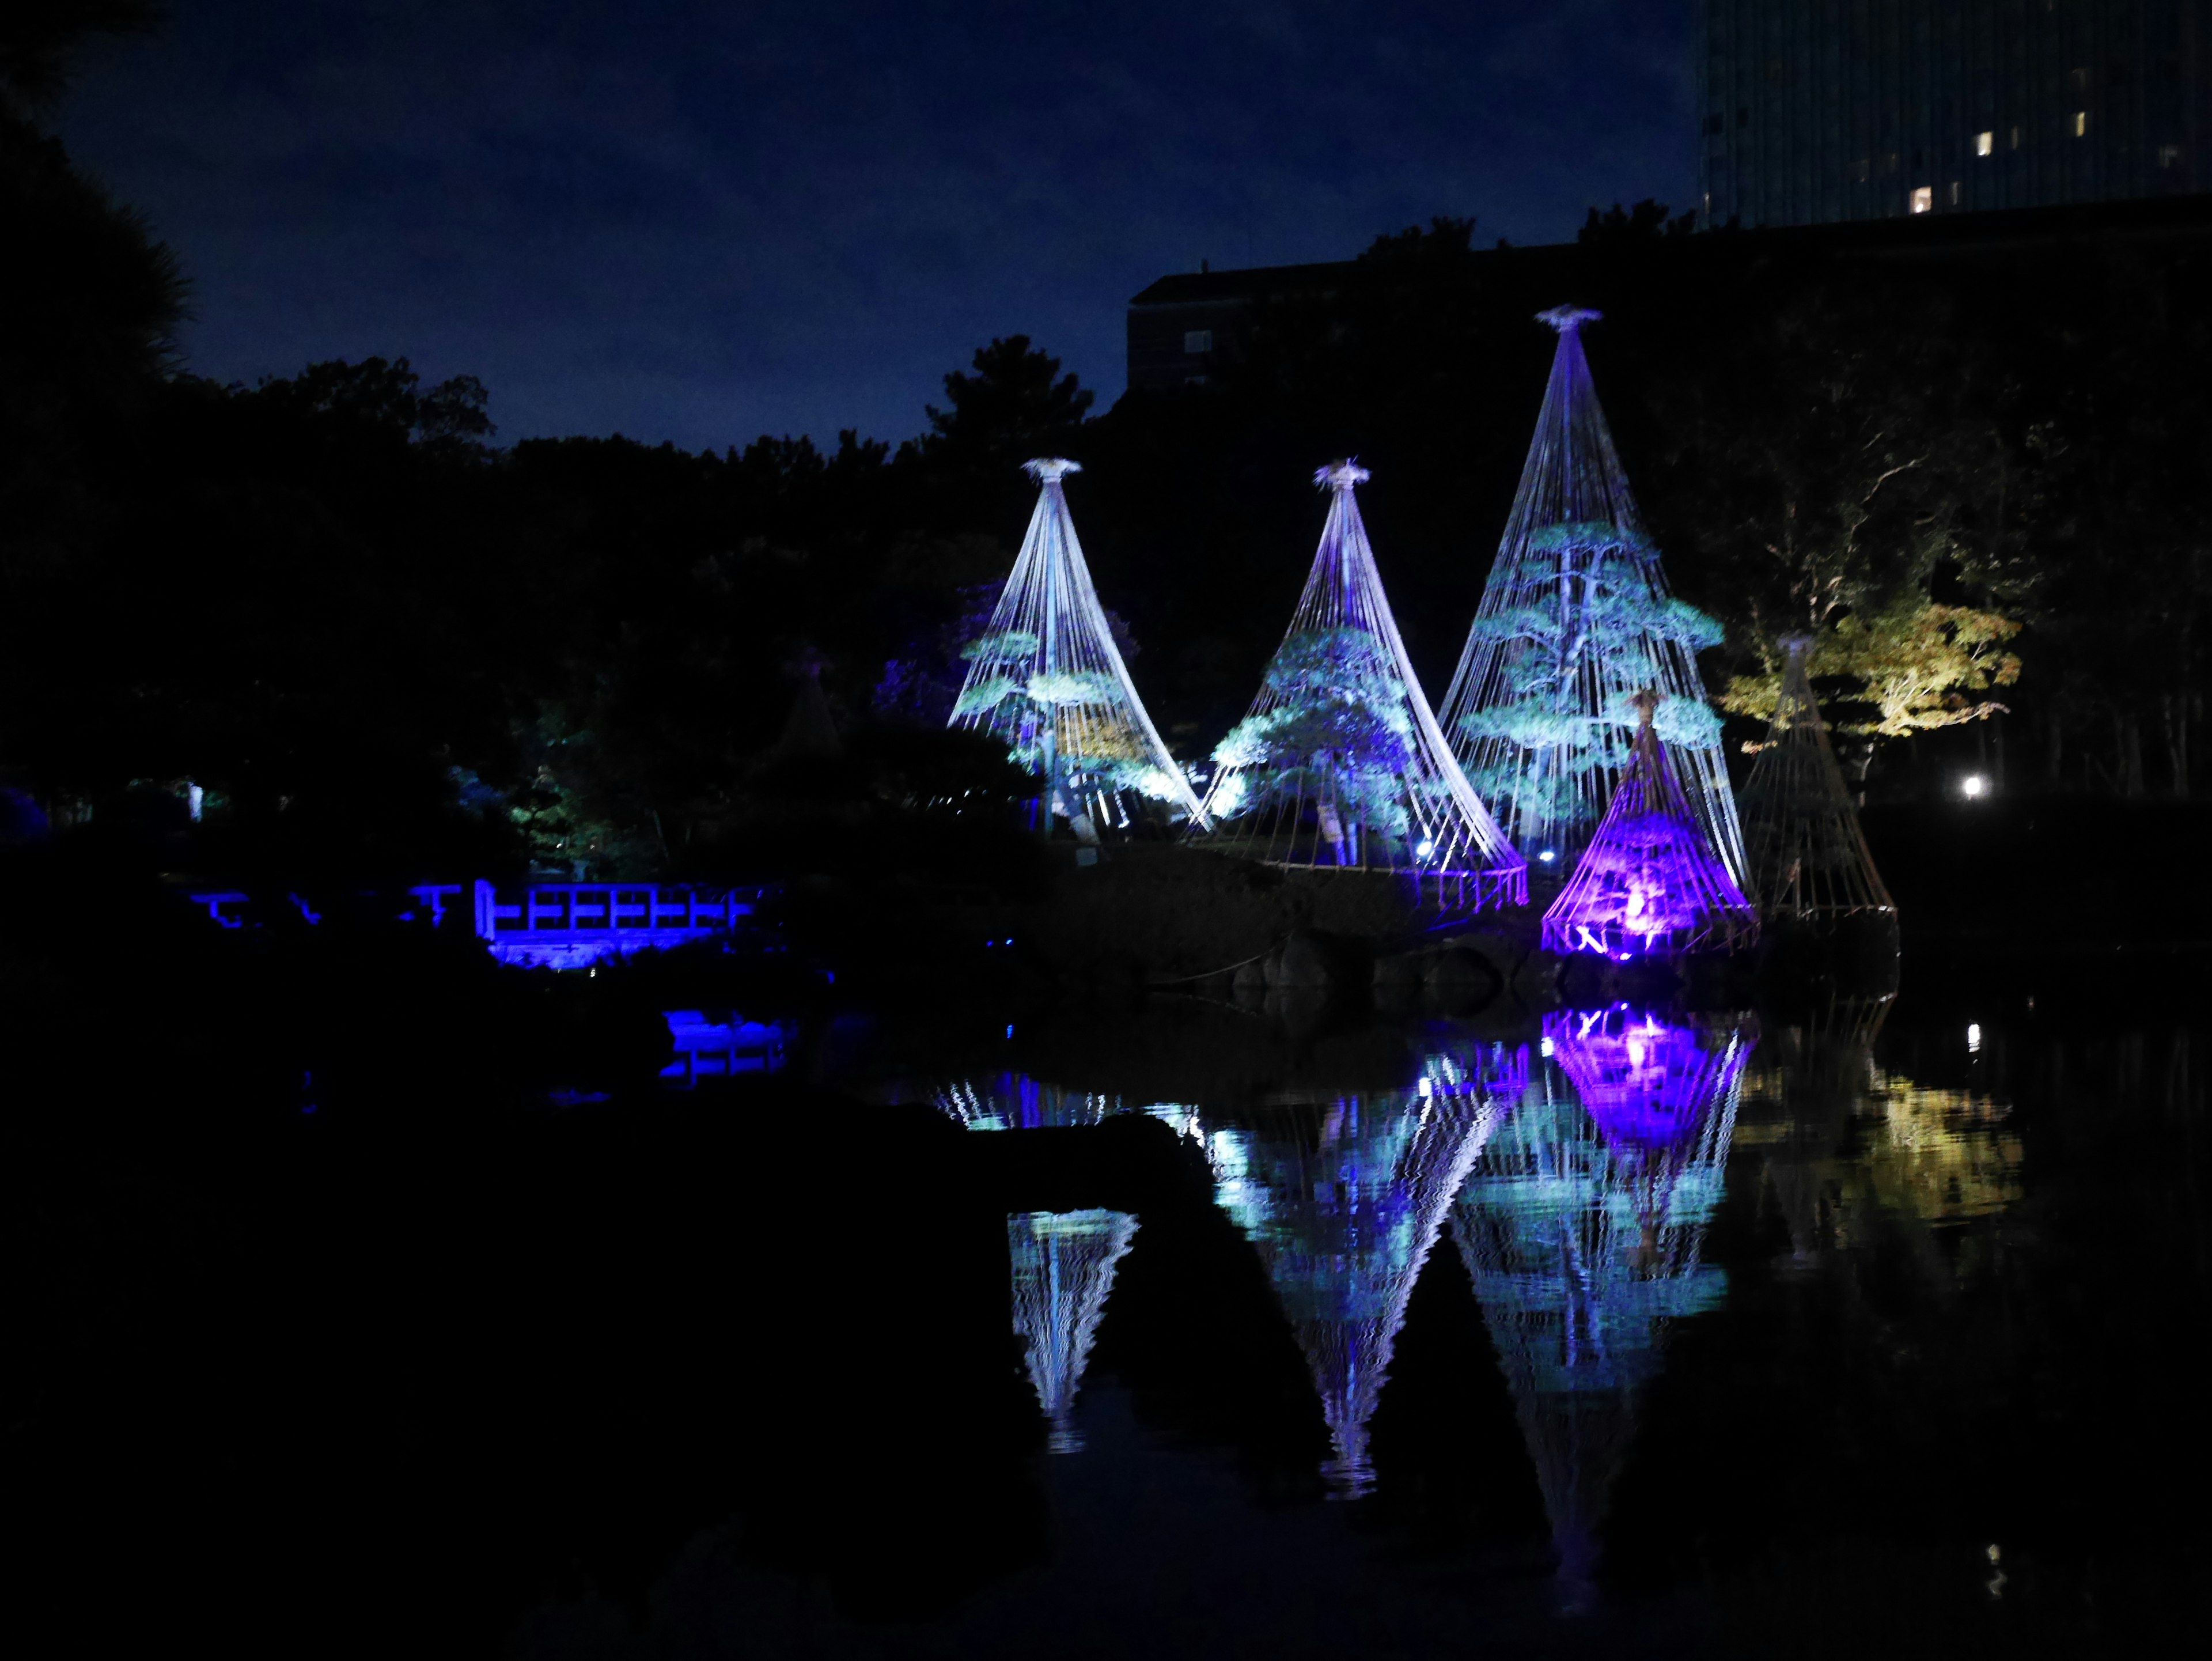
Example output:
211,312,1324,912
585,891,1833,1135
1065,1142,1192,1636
14,949,2204,1658
698,972,2192,1660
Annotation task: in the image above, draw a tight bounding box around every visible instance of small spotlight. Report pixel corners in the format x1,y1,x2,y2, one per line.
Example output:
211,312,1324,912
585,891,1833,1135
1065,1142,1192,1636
1961,774,1988,799
1967,1023,1982,1054
1538,850,1557,864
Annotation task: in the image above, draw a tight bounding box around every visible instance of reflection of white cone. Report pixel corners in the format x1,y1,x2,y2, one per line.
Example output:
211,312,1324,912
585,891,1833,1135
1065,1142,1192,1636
1007,1209,1139,1454
1455,1017,1744,1592
1199,1048,1525,1498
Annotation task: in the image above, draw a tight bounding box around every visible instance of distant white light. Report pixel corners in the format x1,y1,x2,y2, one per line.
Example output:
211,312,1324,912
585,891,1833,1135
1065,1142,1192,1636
1539,1035,1555,1058
1962,774,1988,799
1416,838,1434,858
1967,1023,1983,1054
1538,850,1557,864
1417,1076,1433,1098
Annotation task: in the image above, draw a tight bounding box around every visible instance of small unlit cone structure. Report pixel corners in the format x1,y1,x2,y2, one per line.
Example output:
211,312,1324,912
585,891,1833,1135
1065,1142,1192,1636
1199,461,1525,911
1737,635,1896,926
952,459,1209,837
1542,690,1758,958
1007,1209,1140,1454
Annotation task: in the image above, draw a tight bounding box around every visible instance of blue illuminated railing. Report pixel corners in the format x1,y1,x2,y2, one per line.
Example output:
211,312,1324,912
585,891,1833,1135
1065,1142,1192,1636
181,879,770,970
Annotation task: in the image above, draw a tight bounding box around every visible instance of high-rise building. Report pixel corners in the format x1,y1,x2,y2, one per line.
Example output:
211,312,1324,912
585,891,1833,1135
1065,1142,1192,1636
1699,0,2212,225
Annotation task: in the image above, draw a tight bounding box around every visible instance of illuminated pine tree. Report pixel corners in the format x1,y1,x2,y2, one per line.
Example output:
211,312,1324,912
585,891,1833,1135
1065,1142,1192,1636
1438,308,1747,886
952,459,1210,835
1200,460,1525,911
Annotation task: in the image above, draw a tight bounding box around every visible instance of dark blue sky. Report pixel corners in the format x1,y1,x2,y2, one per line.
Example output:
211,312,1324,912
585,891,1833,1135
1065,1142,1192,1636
62,2,1696,451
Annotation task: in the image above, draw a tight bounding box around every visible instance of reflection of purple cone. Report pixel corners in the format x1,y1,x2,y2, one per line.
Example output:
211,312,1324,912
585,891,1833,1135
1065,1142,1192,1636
1456,1015,1745,1599
1546,1008,1753,1153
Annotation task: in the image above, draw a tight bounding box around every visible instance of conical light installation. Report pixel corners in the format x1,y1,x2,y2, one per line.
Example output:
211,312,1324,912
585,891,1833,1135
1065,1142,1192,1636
1200,461,1525,912
952,459,1210,835
1738,635,1896,923
1439,308,1747,886
1454,1009,1747,1603
1541,690,1759,958
1199,1043,1527,1496
1008,1209,1140,1454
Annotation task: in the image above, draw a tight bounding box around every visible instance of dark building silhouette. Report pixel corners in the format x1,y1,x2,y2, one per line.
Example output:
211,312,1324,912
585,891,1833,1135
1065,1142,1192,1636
1699,0,2212,226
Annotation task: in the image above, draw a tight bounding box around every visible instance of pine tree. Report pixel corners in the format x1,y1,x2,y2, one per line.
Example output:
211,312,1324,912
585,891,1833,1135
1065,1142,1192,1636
1440,308,1746,886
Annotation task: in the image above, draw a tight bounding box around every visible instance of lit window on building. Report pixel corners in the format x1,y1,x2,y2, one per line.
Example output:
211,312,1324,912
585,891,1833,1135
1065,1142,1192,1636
1910,186,1933,213
2009,124,2024,149
2159,144,2181,168
1183,330,1213,355
2073,111,2088,137
1948,180,1962,205
1975,130,1994,156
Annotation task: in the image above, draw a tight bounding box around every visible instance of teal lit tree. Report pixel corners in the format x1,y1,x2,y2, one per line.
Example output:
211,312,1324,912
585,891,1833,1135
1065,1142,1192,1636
952,459,1210,836
1200,461,1525,910
1438,309,1747,886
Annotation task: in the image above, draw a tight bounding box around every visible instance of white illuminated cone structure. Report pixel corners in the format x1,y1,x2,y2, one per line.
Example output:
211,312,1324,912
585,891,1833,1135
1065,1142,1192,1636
1007,1209,1140,1454
1440,308,1748,887
1200,461,1525,911
951,459,1209,837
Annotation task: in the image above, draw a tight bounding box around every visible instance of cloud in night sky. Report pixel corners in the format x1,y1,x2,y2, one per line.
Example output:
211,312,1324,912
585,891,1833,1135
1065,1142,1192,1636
60,1,1695,450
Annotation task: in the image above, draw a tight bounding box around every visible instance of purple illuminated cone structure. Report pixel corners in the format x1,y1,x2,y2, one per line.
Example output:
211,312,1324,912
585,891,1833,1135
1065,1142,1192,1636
952,459,1210,837
1200,461,1526,911
1738,635,1896,924
1455,1009,1747,1607
1541,689,1758,957
1440,308,1747,886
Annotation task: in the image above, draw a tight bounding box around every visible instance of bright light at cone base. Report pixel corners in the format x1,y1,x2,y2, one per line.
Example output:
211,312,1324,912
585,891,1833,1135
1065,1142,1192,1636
1961,774,1988,799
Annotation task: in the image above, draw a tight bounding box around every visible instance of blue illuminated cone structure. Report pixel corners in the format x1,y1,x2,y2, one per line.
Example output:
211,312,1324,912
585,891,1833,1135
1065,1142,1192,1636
952,459,1210,837
1541,688,1758,958
1455,1009,1748,1606
1200,461,1526,910
1440,308,1748,887
1007,1209,1141,1453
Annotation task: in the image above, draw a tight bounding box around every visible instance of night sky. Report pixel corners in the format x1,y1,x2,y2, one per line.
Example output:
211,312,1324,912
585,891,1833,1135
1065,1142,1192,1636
60,2,1696,450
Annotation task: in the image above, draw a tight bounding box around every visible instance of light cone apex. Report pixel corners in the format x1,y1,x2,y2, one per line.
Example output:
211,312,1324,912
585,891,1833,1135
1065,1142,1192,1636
950,462,1209,833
